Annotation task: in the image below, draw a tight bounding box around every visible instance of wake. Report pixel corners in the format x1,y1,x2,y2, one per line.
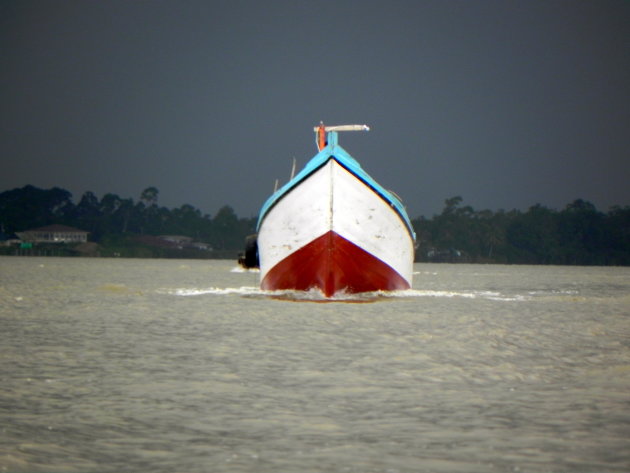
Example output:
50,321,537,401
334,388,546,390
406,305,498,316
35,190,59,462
161,286,529,302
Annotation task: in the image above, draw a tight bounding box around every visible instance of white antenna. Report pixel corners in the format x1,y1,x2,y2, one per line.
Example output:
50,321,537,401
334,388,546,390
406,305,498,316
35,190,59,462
313,124,370,132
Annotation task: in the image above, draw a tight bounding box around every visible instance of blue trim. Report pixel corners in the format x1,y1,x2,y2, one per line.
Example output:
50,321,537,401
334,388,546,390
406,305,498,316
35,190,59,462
257,132,416,241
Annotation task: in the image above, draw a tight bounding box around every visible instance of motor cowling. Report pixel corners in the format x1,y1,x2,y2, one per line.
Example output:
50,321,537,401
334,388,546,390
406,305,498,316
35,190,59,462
237,234,259,269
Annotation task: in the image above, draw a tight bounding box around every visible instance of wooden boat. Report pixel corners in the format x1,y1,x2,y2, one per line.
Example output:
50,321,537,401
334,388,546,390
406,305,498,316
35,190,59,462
255,123,416,297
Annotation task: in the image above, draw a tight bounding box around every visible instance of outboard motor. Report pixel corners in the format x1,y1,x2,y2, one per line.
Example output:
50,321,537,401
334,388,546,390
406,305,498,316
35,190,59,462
237,234,259,269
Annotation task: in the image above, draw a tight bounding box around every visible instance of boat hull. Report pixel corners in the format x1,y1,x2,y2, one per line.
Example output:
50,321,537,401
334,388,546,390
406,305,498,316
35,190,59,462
258,157,414,297
261,230,410,296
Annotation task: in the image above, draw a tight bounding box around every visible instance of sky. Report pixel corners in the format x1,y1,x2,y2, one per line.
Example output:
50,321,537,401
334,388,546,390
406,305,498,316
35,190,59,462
1,0,629,219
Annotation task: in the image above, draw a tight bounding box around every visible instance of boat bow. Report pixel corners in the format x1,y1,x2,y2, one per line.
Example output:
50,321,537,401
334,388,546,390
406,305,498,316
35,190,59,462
256,125,415,297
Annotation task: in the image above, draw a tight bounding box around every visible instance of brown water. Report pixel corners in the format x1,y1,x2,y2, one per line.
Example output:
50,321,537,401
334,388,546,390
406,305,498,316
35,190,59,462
1,257,629,472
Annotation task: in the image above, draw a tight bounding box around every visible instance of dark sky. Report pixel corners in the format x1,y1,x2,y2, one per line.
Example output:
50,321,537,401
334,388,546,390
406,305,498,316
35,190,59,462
2,0,629,218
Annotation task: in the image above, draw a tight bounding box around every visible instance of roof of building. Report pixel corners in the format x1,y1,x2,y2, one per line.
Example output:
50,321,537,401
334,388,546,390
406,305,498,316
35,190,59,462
26,224,89,233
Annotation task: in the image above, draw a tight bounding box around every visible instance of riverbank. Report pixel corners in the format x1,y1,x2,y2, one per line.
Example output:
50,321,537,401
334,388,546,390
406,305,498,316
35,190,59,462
0,240,237,259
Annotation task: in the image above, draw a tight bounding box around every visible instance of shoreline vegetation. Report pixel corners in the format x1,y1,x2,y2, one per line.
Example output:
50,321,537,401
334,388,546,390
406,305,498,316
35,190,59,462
1,186,629,265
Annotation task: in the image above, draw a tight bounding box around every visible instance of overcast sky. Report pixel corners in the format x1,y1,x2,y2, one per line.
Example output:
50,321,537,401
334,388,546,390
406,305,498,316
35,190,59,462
1,0,629,218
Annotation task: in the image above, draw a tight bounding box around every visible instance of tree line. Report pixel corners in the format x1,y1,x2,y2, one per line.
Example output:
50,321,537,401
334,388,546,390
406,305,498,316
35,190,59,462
1,185,629,265
412,196,630,265
0,185,256,253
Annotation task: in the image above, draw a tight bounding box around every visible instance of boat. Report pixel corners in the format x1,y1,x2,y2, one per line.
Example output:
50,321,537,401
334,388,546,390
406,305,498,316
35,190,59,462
254,123,416,297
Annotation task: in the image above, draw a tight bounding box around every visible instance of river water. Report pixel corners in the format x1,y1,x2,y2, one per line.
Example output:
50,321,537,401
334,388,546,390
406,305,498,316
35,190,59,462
1,257,629,473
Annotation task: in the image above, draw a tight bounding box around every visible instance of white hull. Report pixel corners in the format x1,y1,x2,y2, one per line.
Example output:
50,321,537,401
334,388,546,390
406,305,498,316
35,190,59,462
258,158,415,292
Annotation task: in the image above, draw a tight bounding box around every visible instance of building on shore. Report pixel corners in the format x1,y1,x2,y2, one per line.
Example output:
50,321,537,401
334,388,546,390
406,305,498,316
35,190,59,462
16,224,89,243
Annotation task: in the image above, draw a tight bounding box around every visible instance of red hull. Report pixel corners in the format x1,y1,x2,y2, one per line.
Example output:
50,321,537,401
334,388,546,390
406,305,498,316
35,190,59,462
260,231,410,297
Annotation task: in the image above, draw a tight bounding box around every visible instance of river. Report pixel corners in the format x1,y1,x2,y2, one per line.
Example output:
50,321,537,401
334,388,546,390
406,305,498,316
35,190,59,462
1,257,629,472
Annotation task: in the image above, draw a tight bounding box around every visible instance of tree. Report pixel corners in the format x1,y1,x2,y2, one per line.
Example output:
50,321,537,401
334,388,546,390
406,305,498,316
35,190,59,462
118,198,136,233
72,191,102,236
140,187,159,207
0,185,74,234
605,206,630,264
169,204,204,237
100,193,122,215
557,199,605,264
506,205,559,264
476,209,507,260
212,205,240,249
